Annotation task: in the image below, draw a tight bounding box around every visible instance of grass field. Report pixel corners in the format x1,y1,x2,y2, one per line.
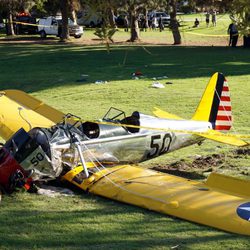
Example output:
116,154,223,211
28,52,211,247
0,21,250,249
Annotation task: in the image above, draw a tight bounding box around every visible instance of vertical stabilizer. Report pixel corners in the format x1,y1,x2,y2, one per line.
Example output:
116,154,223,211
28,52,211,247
192,73,232,131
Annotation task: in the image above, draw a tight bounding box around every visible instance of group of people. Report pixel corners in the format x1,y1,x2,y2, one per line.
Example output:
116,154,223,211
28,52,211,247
123,11,242,48
205,10,217,27
137,15,165,32
192,12,240,48
192,10,217,28
122,13,167,32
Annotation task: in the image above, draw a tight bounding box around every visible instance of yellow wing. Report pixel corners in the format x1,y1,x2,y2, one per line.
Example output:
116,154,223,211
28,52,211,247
195,129,248,147
62,164,250,236
0,90,64,140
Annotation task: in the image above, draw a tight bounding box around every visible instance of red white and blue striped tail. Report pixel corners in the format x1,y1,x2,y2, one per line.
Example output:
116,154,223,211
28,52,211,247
214,79,232,131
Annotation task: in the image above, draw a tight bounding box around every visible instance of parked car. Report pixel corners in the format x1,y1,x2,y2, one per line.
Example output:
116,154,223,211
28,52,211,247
14,13,38,35
77,10,102,27
38,16,83,38
148,11,170,27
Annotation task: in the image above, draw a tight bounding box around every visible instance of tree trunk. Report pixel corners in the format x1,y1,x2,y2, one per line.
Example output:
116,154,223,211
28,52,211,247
60,0,70,41
69,0,77,24
108,8,116,28
144,8,149,29
71,10,77,24
6,12,15,36
169,0,181,45
129,10,140,42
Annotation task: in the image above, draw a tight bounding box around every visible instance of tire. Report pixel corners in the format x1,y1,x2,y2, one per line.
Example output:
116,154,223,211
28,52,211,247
0,184,6,195
40,30,47,38
74,35,81,39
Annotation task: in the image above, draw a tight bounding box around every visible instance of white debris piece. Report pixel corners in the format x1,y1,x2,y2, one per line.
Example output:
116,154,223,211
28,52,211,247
95,80,108,84
37,185,75,197
151,82,165,89
152,76,168,80
81,74,89,78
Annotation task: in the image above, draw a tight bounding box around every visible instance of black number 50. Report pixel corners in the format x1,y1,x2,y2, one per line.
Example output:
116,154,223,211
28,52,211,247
147,134,172,158
30,152,44,166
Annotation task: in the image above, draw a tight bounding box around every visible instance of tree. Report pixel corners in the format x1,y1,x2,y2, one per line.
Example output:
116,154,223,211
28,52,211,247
169,0,181,44
60,0,70,41
126,0,142,42
82,0,118,48
229,0,250,35
123,0,164,42
150,0,181,45
43,0,81,41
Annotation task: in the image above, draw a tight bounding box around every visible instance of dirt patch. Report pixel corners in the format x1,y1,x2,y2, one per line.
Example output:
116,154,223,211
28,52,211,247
151,148,250,179
234,148,250,156
0,34,230,47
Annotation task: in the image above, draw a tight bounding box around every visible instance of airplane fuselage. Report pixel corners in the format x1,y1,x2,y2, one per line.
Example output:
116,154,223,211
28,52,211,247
67,112,213,164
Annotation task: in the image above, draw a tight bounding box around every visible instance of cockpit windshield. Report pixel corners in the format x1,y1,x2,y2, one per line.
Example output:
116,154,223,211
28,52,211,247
102,107,126,122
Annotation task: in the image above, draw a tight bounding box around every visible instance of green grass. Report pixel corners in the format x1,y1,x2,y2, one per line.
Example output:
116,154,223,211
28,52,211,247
0,29,250,249
2,192,250,250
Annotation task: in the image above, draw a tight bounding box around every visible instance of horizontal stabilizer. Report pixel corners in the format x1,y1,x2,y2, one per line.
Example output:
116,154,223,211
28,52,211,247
195,129,248,147
206,172,250,197
153,107,183,120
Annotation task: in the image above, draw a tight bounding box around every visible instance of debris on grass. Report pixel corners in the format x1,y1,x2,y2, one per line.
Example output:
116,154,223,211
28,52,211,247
151,82,165,88
37,185,75,198
76,74,89,82
95,80,108,84
152,76,168,80
132,71,146,79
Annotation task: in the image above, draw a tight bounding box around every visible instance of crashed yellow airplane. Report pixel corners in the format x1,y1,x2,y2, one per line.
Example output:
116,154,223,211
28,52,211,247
0,72,249,236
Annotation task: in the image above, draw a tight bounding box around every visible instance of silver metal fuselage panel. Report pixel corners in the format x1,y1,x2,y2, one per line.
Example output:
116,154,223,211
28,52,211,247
55,113,212,165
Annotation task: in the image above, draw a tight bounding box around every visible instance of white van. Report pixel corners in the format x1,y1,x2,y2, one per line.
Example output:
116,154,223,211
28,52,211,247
38,16,83,38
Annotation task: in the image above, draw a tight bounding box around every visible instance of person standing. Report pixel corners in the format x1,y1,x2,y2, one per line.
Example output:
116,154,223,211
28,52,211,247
212,10,217,26
152,16,158,30
228,22,239,47
205,12,210,27
124,15,129,32
158,15,164,32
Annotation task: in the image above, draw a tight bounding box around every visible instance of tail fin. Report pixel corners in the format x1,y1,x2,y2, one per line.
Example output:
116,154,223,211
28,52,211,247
192,72,232,131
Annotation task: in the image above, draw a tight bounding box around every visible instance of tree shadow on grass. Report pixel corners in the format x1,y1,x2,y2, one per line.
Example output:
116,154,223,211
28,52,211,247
0,36,60,44
0,193,249,250
0,44,249,93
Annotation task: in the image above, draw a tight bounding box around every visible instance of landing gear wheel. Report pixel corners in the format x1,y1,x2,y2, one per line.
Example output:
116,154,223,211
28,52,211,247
40,30,47,38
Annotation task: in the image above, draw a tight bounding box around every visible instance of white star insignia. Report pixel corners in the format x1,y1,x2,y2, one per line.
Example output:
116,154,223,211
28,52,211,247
239,207,250,212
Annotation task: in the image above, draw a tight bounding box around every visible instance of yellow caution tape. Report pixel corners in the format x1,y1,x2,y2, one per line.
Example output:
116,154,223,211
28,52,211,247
10,21,56,29
185,31,229,37
67,117,250,140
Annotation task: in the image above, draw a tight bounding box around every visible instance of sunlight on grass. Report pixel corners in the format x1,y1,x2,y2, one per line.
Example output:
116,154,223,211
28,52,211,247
222,62,250,65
